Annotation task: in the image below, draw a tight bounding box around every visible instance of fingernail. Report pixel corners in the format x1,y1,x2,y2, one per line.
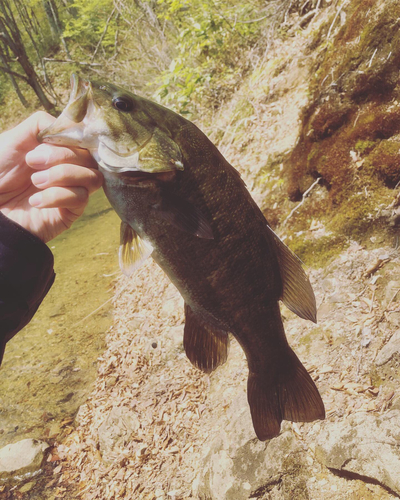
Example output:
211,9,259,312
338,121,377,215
26,144,51,165
31,171,49,186
29,193,43,207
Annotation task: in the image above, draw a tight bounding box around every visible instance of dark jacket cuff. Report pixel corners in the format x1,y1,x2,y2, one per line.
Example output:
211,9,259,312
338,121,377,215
0,213,55,364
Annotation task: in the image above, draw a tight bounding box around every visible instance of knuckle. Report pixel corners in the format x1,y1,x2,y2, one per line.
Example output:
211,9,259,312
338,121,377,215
76,187,89,204
90,170,103,190
33,110,50,121
56,163,68,180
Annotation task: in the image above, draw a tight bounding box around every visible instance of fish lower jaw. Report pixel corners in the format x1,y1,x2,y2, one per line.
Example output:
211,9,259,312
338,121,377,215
98,160,141,173
99,164,176,183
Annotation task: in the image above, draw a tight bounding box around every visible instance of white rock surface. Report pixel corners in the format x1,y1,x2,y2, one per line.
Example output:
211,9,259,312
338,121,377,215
316,411,400,495
0,439,49,480
193,393,310,500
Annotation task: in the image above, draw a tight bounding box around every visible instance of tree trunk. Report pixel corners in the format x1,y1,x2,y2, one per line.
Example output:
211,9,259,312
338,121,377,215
0,45,28,107
0,0,56,113
43,0,71,58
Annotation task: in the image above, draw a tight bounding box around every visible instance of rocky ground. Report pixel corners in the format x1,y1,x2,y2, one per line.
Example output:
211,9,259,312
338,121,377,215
2,0,400,498
12,237,400,500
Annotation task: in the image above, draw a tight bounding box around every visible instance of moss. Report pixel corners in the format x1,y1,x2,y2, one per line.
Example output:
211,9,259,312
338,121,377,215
283,0,400,258
308,102,352,141
288,234,348,268
355,139,377,154
370,365,385,388
298,327,324,348
365,140,400,188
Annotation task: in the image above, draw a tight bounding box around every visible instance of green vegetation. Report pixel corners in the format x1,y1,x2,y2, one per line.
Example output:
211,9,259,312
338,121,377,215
2,0,400,269
284,0,400,264
0,0,284,121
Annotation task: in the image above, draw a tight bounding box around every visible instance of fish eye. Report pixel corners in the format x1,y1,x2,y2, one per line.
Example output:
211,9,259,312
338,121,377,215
112,96,133,112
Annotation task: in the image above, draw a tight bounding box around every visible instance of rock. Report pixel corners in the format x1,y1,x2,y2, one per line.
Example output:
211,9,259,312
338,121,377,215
386,311,400,329
327,292,347,304
376,330,400,366
98,407,140,463
193,393,311,500
18,481,35,493
0,439,49,480
315,410,400,495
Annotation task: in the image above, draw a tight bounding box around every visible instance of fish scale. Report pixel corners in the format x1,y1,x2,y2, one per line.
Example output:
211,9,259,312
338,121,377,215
39,73,325,440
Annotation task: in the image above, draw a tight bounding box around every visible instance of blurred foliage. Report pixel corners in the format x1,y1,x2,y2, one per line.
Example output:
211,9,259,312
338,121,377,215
63,0,118,51
154,0,264,114
1,0,276,122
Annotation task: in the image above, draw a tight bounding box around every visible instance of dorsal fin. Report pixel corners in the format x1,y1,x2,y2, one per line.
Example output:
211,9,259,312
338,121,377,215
266,226,317,323
119,222,153,277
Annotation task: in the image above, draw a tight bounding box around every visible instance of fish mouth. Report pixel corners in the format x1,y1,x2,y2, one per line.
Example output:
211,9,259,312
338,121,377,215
38,74,93,146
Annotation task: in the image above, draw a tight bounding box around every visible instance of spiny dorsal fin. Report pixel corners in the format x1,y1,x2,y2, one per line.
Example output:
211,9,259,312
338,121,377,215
266,226,317,323
184,303,229,374
119,222,153,277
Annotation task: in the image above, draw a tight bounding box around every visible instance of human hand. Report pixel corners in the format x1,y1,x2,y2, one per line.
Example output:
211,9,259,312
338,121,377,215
0,111,103,243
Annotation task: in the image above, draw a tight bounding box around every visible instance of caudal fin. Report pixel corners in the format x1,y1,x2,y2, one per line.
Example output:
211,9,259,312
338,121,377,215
247,350,325,441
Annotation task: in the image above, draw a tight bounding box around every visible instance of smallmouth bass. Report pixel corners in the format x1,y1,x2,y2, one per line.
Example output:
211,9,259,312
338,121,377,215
40,74,325,440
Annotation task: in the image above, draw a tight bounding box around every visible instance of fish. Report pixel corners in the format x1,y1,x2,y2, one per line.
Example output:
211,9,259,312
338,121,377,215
39,74,325,440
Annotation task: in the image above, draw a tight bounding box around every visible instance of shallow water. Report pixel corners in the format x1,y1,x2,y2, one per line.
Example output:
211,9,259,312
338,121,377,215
0,190,120,448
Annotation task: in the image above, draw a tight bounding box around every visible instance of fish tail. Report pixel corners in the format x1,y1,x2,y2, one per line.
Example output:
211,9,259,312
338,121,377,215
247,349,325,441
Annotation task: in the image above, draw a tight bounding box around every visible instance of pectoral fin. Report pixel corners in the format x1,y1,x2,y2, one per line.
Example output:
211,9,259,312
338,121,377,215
184,304,229,373
266,226,317,323
154,194,214,240
119,222,153,276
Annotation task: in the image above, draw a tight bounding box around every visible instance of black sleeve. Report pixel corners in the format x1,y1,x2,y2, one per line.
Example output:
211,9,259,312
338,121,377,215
0,213,55,364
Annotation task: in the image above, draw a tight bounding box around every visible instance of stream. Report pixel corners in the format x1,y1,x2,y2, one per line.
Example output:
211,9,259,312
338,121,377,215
0,190,120,449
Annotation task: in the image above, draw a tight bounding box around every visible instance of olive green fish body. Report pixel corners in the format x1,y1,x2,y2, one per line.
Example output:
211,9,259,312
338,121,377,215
40,75,325,440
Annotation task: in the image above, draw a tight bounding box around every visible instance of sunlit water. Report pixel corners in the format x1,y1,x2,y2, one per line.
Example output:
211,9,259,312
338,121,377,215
0,191,120,448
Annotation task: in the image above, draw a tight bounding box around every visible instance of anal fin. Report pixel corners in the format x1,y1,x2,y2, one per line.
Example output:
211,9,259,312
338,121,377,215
184,304,229,374
119,222,153,277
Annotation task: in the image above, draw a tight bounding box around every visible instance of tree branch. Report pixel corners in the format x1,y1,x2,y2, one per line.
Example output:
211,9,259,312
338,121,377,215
0,65,29,82
42,57,102,67
91,7,116,62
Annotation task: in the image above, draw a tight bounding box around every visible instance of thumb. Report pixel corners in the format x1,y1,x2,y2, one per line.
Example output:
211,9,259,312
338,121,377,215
9,111,56,153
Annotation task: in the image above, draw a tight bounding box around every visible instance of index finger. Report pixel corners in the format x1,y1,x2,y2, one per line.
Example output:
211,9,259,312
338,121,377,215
26,143,98,170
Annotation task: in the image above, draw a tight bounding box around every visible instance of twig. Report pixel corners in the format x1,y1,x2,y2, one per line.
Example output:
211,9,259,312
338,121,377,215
282,177,321,225
368,47,378,68
73,284,127,327
300,9,318,28
0,66,29,82
369,287,376,313
374,288,400,326
234,15,269,24
363,257,390,278
42,57,102,67
91,7,116,62
327,0,347,39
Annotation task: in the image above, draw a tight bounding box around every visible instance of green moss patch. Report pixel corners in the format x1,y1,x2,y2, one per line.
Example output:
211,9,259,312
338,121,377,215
281,0,400,264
